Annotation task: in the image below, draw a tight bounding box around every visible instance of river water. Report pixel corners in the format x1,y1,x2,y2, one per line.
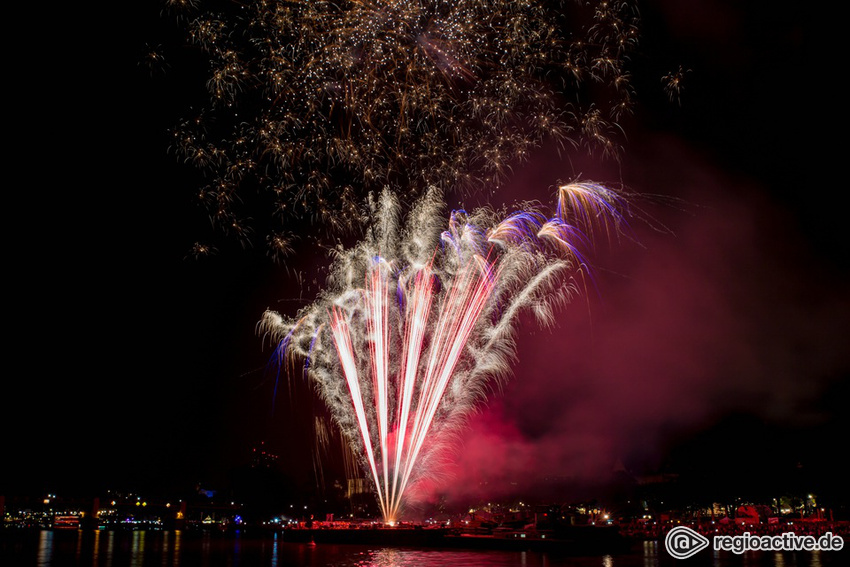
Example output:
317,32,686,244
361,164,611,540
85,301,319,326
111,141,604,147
1,529,846,567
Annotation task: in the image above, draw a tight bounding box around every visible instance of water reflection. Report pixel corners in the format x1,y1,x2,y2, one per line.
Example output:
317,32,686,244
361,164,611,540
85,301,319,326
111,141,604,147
129,530,145,567
642,539,658,567
172,529,182,566
106,530,115,567
7,531,847,567
91,529,101,566
37,529,53,567
233,531,241,566
106,532,115,567
160,530,169,567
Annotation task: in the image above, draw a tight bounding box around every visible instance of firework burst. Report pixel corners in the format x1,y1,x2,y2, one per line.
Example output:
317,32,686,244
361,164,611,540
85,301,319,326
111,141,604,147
159,0,640,257
259,182,626,521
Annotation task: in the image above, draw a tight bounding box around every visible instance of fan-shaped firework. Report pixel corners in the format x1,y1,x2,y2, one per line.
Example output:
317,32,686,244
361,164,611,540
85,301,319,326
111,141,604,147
160,1,640,259
259,182,626,521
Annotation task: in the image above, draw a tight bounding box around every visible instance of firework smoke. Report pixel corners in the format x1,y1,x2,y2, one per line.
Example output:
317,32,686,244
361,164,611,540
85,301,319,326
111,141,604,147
158,0,640,259
259,182,626,521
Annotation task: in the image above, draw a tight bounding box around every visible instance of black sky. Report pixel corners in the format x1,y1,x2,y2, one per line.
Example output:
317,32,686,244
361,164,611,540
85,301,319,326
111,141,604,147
5,1,847,508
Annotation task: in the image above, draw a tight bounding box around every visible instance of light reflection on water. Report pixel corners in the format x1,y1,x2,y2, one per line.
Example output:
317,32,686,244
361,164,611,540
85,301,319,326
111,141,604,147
36,529,53,567
3,530,844,567
641,540,656,567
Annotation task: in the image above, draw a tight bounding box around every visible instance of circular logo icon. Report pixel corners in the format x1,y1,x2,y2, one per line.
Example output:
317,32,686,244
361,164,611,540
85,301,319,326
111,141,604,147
664,525,710,559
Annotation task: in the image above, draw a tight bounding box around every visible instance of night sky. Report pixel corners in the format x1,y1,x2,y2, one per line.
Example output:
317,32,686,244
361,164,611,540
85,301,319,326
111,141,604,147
5,0,847,512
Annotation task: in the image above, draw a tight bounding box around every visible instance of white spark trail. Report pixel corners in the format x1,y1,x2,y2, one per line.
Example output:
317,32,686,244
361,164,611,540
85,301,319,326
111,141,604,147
260,183,625,522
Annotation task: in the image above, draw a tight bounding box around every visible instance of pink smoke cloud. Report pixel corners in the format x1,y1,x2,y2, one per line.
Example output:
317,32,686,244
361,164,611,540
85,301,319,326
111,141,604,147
425,133,850,507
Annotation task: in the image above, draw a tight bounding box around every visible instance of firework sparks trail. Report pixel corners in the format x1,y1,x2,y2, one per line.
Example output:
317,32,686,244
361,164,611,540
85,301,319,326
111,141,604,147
260,182,626,522
157,0,641,258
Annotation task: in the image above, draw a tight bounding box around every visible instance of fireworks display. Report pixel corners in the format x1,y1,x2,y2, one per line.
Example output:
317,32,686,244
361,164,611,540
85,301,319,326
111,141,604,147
259,182,626,521
158,0,640,259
